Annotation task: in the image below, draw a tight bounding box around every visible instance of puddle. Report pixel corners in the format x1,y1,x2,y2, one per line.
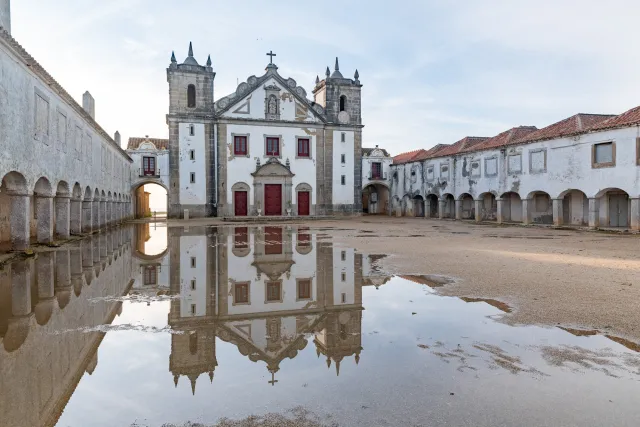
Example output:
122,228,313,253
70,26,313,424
0,224,639,427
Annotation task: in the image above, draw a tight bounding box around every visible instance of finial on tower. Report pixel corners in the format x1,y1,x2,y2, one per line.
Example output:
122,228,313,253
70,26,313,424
170,51,176,63
315,75,320,85
208,371,214,383
206,54,212,67
335,57,340,71
188,42,194,57
325,66,330,78
354,69,359,80
173,374,179,387
330,57,344,78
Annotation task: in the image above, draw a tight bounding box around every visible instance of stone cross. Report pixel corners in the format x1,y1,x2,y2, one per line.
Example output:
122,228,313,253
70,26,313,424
268,372,278,386
266,50,276,64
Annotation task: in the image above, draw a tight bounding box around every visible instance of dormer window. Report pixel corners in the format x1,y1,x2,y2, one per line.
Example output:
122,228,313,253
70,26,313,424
339,95,347,112
187,85,196,108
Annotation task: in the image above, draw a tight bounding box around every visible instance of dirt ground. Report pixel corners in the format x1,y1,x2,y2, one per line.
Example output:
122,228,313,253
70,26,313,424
307,216,640,344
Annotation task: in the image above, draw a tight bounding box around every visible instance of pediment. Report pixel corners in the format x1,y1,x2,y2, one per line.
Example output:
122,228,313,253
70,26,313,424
251,158,295,177
216,69,326,123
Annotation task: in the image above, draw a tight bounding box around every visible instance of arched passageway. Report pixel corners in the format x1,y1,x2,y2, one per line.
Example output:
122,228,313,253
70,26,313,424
499,192,522,223
527,191,553,224
413,195,424,217
134,182,167,219
426,195,438,218
401,195,414,217
362,184,390,215
441,194,455,219
0,171,29,251
458,193,474,220
559,189,589,226
595,188,630,228
478,192,497,221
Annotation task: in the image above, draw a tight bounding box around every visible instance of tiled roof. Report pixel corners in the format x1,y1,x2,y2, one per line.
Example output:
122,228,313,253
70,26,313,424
0,28,132,161
127,137,169,150
588,105,640,131
362,147,390,157
473,126,538,151
424,136,490,159
393,149,428,165
515,114,615,144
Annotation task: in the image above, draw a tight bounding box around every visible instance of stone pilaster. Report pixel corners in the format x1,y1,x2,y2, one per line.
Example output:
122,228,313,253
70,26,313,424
70,199,83,235
55,196,71,239
552,199,563,226
588,198,600,229
10,193,30,251
35,195,54,244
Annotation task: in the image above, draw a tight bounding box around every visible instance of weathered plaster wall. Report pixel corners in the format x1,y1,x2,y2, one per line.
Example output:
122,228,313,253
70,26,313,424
0,37,131,200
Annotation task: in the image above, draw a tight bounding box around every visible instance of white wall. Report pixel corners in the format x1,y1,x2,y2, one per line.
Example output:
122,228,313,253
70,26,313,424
225,123,317,205
179,236,208,317
127,148,170,191
333,130,355,204
332,247,355,305
178,122,206,205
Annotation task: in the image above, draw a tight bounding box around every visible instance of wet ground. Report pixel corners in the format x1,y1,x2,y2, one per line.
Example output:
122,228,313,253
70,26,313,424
1,222,639,426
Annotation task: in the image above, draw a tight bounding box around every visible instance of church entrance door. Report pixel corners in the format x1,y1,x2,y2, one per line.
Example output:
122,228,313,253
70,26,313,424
234,191,248,216
298,191,310,216
265,184,282,216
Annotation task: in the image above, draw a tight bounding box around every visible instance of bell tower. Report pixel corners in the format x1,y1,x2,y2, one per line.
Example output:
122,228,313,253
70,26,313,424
166,42,217,218
312,57,362,126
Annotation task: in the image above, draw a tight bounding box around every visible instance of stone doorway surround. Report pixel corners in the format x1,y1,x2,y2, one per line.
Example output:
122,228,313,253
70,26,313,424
251,158,294,216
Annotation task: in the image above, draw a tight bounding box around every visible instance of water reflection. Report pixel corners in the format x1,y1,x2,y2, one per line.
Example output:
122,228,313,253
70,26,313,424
0,223,639,427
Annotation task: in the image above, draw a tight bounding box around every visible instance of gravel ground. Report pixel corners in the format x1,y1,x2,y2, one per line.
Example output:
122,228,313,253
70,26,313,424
303,216,640,344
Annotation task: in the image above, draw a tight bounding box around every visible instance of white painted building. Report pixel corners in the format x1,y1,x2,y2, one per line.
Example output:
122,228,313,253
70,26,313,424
166,46,364,218
361,146,392,214
389,110,640,230
126,136,170,217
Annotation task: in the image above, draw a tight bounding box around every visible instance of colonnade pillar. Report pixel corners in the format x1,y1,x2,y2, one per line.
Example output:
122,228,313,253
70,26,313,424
438,200,445,219
55,195,71,239
474,200,482,222
631,198,640,231
35,194,54,244
588,198,600,229
496,199,504,224
9,193,30,251
92,199,100,231
521,199,532,225
455,200,462,220
552,199,563,226
70,198,83,235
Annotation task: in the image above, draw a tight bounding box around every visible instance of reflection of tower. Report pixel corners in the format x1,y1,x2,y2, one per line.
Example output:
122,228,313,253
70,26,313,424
314,248,364,375
168,227,218,394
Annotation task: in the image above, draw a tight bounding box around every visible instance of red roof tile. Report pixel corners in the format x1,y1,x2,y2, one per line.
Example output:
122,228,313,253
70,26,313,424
127,137,169,150
474,126,538,151
588,105,640,131
515,114,614,144
393,149,428,165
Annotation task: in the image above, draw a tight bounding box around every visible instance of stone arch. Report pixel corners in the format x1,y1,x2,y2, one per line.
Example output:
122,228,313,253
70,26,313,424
295,182,313,216
232,226,251,257
556,189,589,226
34,177,53,197
3,316,31,352
295,226,312,255
477,191,498,221
0,172,30,250
526,190,553,224
426,194,438,218
458,193,475,220
84,186,93,201
56,181,70,197
499,191,523,223
413,195,424,217
441,193,455,219
593,187,630,228
231,181,251,217
72,183,83,200
101,190,106,201
362,183,390,215
35,300,55,326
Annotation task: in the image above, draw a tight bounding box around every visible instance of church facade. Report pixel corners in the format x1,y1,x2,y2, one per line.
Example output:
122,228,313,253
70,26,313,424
166,45,363,218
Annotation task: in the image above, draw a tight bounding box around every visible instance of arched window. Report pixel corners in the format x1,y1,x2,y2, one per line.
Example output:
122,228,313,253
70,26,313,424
339,95,347,112
187,84,196,108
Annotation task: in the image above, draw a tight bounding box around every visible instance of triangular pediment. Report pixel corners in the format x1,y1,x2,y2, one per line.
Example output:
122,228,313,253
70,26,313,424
216,69,326,123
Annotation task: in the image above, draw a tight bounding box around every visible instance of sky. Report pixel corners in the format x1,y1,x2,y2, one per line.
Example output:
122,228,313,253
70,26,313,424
11,0,640,157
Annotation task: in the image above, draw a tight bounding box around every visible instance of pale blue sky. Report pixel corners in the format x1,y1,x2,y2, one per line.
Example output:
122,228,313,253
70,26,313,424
12,0,640,156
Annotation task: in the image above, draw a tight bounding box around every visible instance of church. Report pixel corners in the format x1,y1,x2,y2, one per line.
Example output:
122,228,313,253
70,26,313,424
166,44,364,218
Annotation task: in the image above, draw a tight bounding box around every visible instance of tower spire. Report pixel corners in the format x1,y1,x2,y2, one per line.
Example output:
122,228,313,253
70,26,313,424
173,374,179,387
315,75,320,85
206,54,212,67
335,57,340,71
170,51,176,63
190,377,197,395
188,41,194,57
325,66,330,78
336,360,341,376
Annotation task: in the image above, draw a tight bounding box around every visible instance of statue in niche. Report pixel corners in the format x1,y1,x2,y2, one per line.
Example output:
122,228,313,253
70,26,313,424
268,95,277,114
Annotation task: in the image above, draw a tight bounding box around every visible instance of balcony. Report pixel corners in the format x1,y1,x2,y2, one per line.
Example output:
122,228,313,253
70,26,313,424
368,172,387,181
138,168,161,178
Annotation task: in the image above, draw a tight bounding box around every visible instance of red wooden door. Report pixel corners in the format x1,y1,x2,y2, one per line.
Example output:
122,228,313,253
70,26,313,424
298,191,310,216
265,227,283,254
264,184,282,216
234,191,248,216
142,157,156,176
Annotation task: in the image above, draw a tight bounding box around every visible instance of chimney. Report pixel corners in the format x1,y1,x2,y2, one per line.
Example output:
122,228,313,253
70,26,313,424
114,131,121,147
82,91,95,119
0,0,10,35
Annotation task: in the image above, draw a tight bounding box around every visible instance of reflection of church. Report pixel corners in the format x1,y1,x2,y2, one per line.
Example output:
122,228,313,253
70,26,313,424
167,225,364,391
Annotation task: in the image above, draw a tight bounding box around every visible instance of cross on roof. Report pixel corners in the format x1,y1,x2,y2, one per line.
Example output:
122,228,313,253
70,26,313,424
268,372,278,386
266,50,276,64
